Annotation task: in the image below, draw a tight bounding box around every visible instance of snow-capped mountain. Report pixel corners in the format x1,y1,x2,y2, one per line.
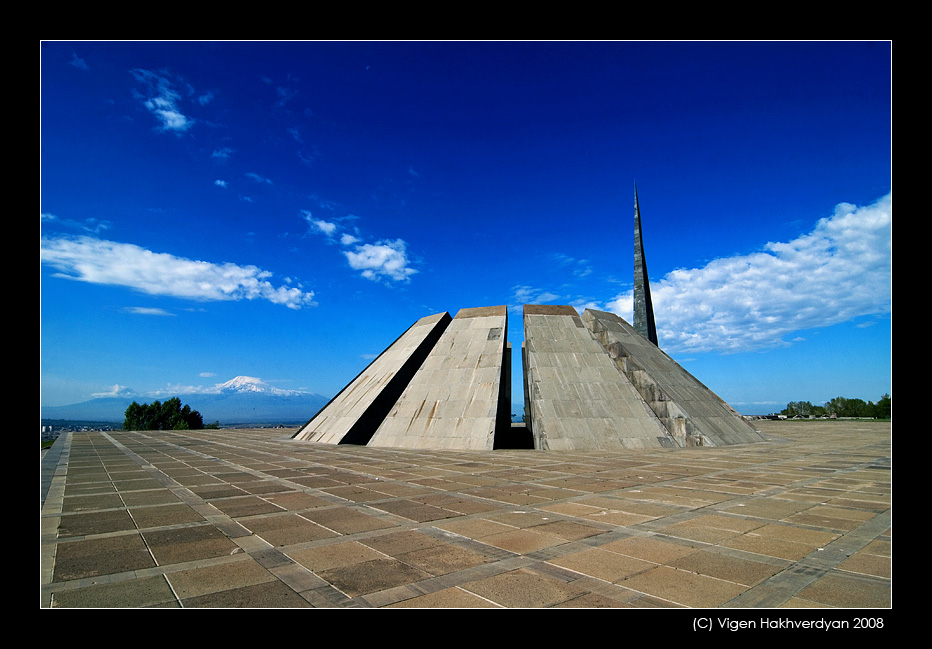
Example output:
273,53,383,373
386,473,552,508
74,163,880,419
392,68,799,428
215,376,303,396
41,376,330,426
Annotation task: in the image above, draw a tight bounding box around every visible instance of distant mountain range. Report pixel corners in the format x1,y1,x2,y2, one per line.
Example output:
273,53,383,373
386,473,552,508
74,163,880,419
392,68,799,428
41,376,331,426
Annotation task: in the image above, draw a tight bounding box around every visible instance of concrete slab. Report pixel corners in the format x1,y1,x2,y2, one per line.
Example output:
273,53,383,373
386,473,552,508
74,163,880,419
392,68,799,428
582,309,767,447
293,312,452,445
523,305,672,450
368,306,510,450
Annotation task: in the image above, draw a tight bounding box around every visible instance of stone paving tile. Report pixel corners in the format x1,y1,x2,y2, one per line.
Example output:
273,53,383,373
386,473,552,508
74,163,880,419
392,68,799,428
51,575,178,608
181,580,314,608
300,506,397,534
208,495,287,518
792,572,891,608
53,534,156,582
619,565,748,607
667,550,783,587
57,509,137,537
460,568,586,608
385,587,501,608
41,421,892,609
316,559,432,598
129,503,206,529
142,525,240,565
598,535,700,564
479,528,567,554
548,547,656,582
287,541,385,572
241,513,340,546
166,557,278,599
262,491,334,511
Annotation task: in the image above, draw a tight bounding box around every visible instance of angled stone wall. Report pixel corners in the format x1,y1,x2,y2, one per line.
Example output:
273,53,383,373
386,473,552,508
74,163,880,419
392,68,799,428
368,306,511,450
523,305,673,450
582,309,765,447
292,311,451,444
295,304,764,452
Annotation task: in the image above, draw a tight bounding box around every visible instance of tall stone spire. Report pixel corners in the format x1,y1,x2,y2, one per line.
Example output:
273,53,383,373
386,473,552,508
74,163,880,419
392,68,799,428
633,183,659,346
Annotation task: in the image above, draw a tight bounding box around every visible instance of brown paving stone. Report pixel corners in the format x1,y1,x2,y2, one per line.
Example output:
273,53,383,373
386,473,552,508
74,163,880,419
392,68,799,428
600,536,700,563
209,495,286,518
143,525,240,565
119,490,181,507
57,509,137,537
396,543,496,576
721,534,819,561
288,541,385,572
302,506,396,534
262,491,333,511
532,519,605,541
53,534,156,581
166,558,277,599
432,518,515,539
182,580,313,608
386,587,500,608
416,494,500,515
549,547,656,582
553,592,632,607
52,575,177,608
656,521,745,544
360,530,444,556
64,482,115,496
836,551,891,578
129,503,206,528
317,559,432,597
242,513,339,546
370,499,458,523
794,572,891,608
462,568,584,608
480,528,566,554
189,484,249,499
619,565,748,607
323,485,387,502
237,480,293,495
61,493,125,512
669,550,783,586
722,499,815,520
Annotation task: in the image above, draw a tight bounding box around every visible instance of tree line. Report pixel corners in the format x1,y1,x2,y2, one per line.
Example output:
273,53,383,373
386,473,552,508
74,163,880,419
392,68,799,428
123,397,208,431
781,394,890,419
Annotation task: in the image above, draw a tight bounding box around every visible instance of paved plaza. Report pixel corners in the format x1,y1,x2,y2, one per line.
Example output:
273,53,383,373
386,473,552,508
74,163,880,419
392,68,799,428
40,420,891,608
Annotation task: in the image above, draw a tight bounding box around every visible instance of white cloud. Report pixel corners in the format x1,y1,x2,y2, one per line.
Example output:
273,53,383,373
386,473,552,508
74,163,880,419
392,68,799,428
302,209,418,283
604,193,892,354
91,384,138,399
41,235,317,310
69,51,89,71
123,306,175,316
512,285,561,308
552,253,593,278
212,147,233,159
245,172,273,185
214,179,227,188
310,218,337,237
344,240,417,282
130,69,194,134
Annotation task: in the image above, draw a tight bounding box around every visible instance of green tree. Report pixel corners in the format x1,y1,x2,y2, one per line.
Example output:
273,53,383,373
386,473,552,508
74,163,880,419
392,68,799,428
873,394,891,418
123,398,204,431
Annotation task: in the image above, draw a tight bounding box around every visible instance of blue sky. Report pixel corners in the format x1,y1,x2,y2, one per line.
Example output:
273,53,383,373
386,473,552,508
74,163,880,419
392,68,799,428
40,41,891,415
